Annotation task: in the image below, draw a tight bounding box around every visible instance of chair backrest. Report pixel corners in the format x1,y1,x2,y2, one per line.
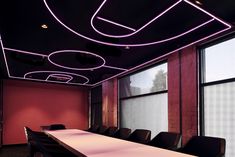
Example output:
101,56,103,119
49,124,66,130
24,126,31,141
180,136,226,157
98,125,108,134
87,124,100,133
104,126,118,136
148,132,181,150
127,129,151,144
114,128,131,140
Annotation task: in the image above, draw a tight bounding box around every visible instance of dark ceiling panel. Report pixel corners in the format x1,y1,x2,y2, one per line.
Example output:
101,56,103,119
0,0,233,86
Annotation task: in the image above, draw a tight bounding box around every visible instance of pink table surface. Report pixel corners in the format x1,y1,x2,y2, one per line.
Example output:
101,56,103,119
45,129,196,157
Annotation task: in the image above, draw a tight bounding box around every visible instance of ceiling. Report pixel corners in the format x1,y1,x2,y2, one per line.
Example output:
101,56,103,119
0,0,234,86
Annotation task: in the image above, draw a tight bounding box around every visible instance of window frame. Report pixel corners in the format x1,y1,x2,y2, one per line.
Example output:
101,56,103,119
199,33,235,135
117,60,168,127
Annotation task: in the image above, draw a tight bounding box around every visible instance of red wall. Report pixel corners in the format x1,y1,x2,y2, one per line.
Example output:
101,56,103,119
3,80,89,145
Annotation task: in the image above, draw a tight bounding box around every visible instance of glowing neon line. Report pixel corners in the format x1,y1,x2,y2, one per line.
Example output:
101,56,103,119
4,47,47,57
48,50,106,71
3,46,126,75
46,74,73,83
0,39,11,76
183,0,231,28
91,26,231,86
44,0,231,47
24,71,89,84
96,16,136,32
103,65,127,71
91,0,182,38
1,38,91,86
9,75,93,86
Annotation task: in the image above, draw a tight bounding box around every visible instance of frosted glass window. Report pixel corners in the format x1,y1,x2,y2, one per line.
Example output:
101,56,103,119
120,93,168,138
204,82,235,157
119,63,167,98
204,38,235,83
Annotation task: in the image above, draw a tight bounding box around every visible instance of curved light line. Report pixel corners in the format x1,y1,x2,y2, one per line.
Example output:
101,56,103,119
44,0,230,47
24,70,89,84
90,0,182,38
46,74,73,83
9,75,93,86
48,50,106,71
91,26,231,86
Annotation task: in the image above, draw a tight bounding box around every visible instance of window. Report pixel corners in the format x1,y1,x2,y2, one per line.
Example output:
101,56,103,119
119,63,168,138
201,36,235,157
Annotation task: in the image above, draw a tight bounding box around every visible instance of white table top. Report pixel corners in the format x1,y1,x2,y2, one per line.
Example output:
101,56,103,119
45,129,196,157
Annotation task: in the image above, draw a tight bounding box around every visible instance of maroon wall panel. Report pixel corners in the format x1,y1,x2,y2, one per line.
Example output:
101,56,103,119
168,52,181,133
181,47,198,144
3,80,89,145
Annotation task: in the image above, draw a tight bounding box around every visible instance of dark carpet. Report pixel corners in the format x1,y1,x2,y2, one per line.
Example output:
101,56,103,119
0,145,29,157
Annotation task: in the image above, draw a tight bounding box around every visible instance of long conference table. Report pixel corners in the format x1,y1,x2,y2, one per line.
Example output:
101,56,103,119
45,129,196,157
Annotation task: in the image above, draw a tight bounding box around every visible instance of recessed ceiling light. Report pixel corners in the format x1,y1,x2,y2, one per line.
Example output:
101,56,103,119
41,24,48,29
125,46,130,49
195,0,202,5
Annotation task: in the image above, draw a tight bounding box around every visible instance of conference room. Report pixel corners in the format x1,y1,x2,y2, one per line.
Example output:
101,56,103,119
0,0,235,157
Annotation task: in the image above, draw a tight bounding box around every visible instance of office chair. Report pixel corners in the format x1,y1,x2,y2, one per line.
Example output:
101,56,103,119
86,124,100,133
104,126,118,136
113,128,131,140
178,135,226,157
148,132,181,150
127,129,151,144
97,125,108,134
24,126,76,157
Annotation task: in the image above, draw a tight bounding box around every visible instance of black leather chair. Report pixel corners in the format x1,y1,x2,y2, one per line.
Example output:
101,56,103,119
178,136,226,157
97,125,108,134
113,128,131,140
104,126,118,137
49,124,66,130
127,129,151,144
86,124,100,133
148,132,181,150
24,126,76,157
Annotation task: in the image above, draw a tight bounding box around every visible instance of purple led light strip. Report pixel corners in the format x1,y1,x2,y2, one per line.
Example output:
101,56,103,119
44,0,231,47
3,47,126,71
0,40,91,86
95,17,215,43
1,44,127,86
96,16,136,32
0,39,11,77
91,0,182,38
103,65,127,71
9,75,93,86
48,50,106,71
4,47,47,57
91,26,231,87
24,71,89,84
46,74,73,83
184,0,231,28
